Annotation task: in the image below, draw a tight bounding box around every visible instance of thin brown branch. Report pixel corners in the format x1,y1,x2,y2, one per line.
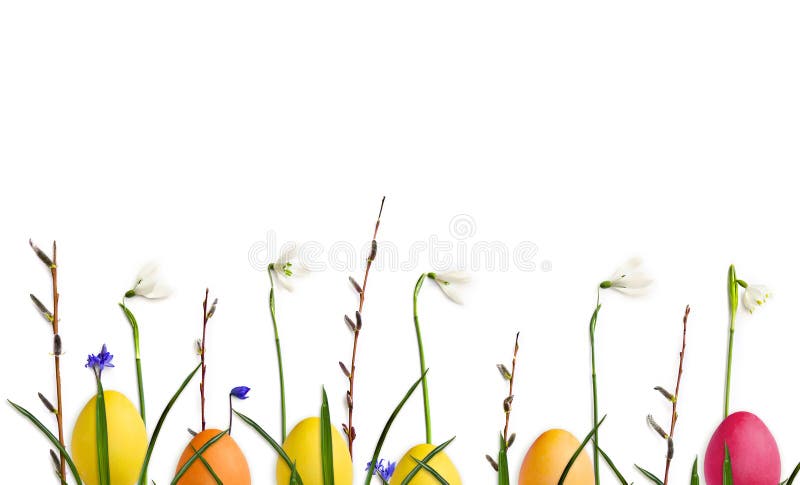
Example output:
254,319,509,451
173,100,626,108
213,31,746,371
50,242,66,482
503,332,520,445
345,196,385,459
200,288,210,432
664,305,690,485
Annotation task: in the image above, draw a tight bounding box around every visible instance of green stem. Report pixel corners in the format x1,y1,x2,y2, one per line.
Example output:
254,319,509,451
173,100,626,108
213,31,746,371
121,300,147,485
723,264,738,419
589,289,601,485
413,273,432,444
268,267,287,443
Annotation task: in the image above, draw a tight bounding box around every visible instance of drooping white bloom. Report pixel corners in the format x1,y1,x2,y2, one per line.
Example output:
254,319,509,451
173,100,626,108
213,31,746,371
601,257,652,295
742,284,770,314
431,271,470,304
270,246,303,291
129,262,171,299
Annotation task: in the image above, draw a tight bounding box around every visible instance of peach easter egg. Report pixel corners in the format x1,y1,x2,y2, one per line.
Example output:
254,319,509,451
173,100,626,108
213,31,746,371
175,428,251,485
518,429,594,485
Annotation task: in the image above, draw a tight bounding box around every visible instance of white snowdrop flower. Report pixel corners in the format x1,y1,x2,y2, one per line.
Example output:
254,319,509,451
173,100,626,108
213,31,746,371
741,284,770,314
127,262,171,299
600,257,652,295
430,271,470,304
270,246,303,292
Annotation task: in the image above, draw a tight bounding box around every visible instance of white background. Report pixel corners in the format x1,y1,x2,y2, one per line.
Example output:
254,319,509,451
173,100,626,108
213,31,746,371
2,1,799,484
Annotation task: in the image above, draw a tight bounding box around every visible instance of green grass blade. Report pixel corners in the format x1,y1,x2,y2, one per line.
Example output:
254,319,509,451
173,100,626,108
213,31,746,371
411,458,450,484
558,415,606,485
320,388,335,485
95,379,111,485
784,461,800,485
234,410,304,485
596,444,631,485
171,429,227,485
138,363,201,485
497,434,510,485
691,456,700,485
290,461,301,485
7,400,83,485
365,371,427,485
190,445,223,485
399,437,455,485
635,464,664,485
723,444,733,485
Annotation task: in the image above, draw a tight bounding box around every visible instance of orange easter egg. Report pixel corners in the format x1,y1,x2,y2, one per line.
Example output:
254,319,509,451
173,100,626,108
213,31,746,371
519,429,594,485
174,428,251,485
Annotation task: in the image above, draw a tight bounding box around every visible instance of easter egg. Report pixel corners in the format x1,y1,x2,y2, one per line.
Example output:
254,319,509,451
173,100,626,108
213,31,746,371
277,417,353,485
175,428,251,484
389,444,462,485
704,411,780,485
518,429,594,485
71,390,147,485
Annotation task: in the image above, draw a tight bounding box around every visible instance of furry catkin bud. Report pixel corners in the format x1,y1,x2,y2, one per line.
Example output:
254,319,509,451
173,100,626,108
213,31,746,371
355,311,363,330
497,364,512,380
50,450,60,470
654,386,676,402
349,276,363,294
38,392,56,414
368,240,377,262
647,414,668,439
503,395,514,413
29,239,55,268
53,334,62,356
339,361,351,379
507,433,516,448
667,437,674,460
187,428,198,437
206,298,218,319
485,454,499,471
30,294,54,323
344,314,356,332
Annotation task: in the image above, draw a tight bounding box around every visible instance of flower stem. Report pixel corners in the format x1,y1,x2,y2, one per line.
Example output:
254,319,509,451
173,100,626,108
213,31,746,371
228,394,233,435
121,301,147,424
413,273,432,444
267,268,287,443
589,289,601,485
723,265,738,419
50,242,66,484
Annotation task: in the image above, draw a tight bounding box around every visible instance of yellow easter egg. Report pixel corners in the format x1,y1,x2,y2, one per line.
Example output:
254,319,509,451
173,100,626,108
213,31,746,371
519,429,594,485
276,417,353,485
71,390,147,485
389,443,462,485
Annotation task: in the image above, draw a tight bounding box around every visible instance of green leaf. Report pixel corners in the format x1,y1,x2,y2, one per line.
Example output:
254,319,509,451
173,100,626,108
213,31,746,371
95,378,111,485
558,415,606,485
411,458,450,484
171,429,227,485
234,410,304,485
635,464,664,485
399,437,455,485
365,371,427,485
596,444,631,485
784,461,800,485
320,388,335,485
691,456,700,485
497,435,510,485
7,400,84,485
723,444,733,485
289,461,301,485
190,445,223,485
138,363,202,485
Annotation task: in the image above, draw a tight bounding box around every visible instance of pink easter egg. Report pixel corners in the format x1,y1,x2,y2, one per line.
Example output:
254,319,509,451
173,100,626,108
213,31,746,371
704,411,780,485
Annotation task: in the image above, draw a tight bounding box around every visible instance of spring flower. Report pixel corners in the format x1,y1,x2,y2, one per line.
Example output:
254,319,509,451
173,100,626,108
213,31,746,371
230,386,251,400
269,246,303,291
366,459,396,482
740,283,771,314
429,271,471,304
125,262,171,299
85,344,115,378
600,257,652,295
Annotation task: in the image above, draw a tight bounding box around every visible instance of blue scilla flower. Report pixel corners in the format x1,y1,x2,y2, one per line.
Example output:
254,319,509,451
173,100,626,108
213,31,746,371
85,343,115,378
230,386,251,400
366,458,396,482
